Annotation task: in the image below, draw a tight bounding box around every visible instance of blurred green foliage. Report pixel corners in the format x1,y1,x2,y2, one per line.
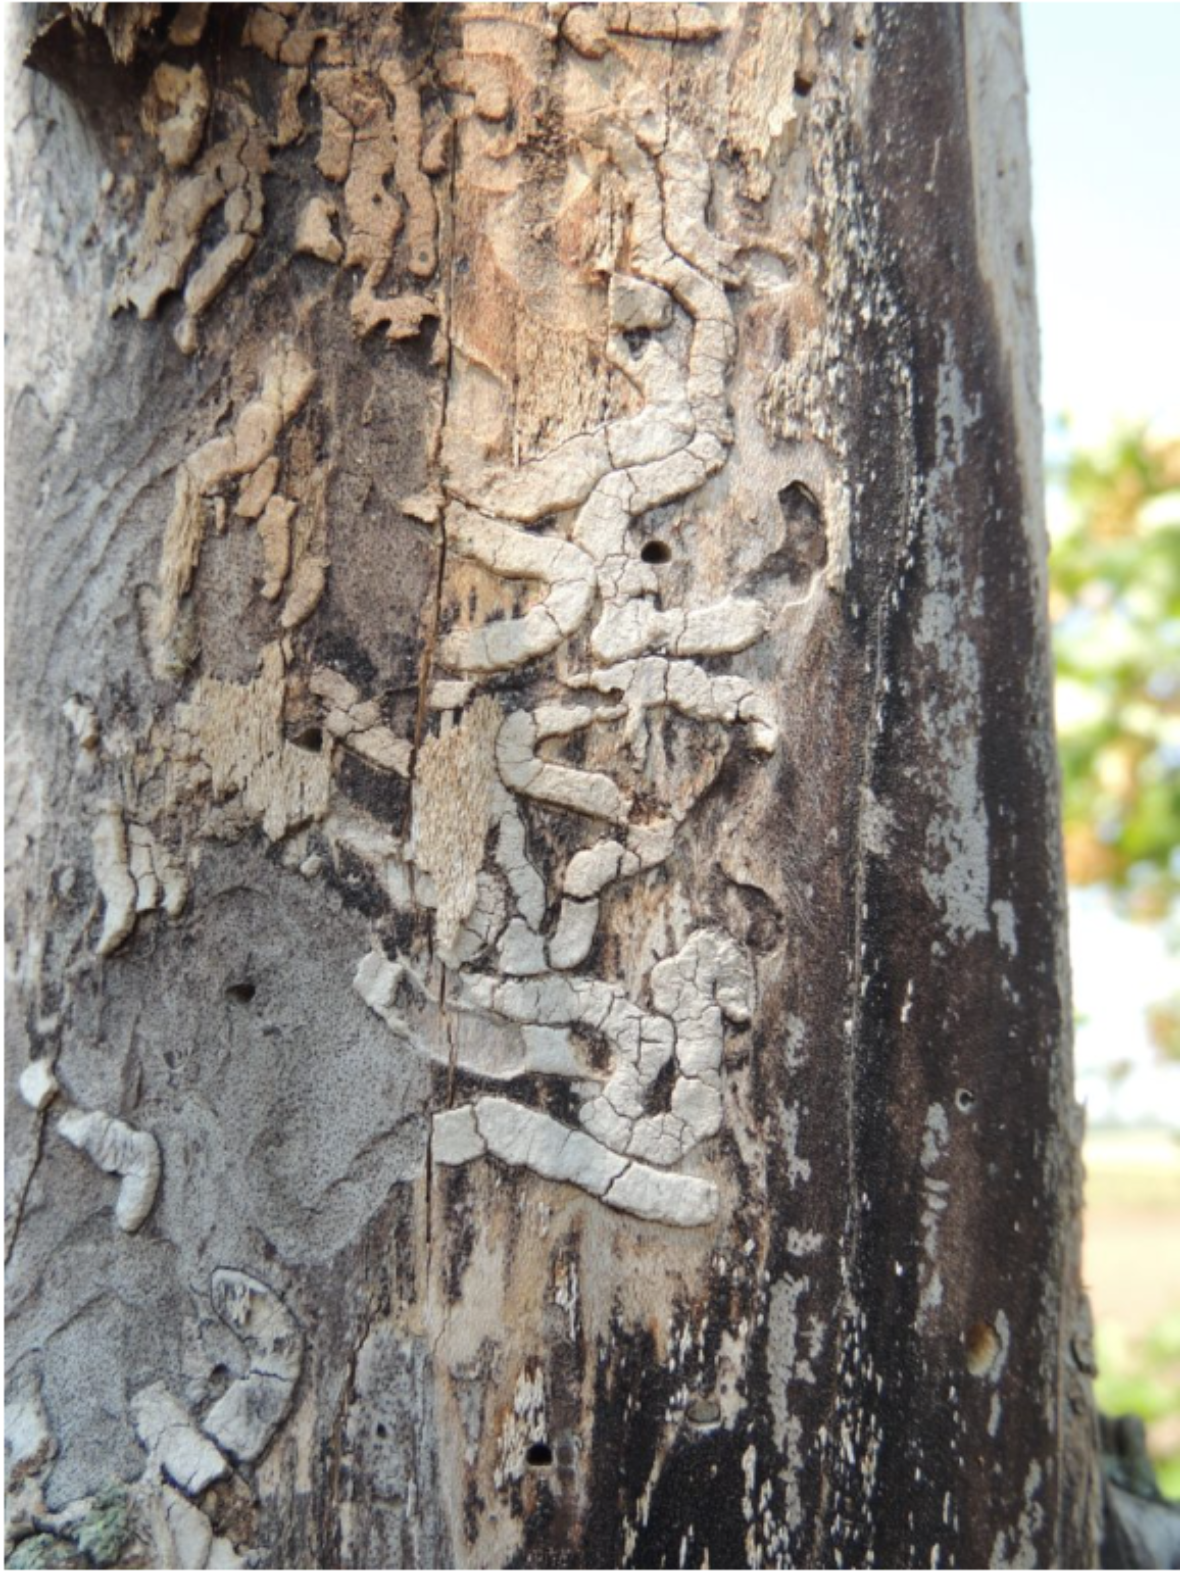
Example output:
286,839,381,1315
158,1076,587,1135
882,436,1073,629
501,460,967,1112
1096,1313,1180,1501
1056,431,1180,1505
1049,427,1180,924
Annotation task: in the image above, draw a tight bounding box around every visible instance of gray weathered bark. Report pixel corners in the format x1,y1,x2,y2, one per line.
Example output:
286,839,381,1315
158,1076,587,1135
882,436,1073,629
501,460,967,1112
5,3,1100,1567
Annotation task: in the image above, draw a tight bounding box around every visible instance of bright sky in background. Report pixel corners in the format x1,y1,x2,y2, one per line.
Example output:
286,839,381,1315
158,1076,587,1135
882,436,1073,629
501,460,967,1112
1023,5,1180,1128
1023,3,1180,448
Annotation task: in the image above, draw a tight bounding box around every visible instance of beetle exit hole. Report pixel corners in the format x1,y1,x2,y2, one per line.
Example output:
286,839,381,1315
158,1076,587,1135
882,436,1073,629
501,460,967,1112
956,1088,976,1113
641,539,672,565
525,1441,553,1469
685,1397,722,1430
225,981,256,1004
965,1320,1001,1377
207,1363,231,1399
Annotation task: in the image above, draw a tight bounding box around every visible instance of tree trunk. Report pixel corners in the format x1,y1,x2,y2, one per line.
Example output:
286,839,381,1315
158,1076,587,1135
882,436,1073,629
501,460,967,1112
5,3,1100,1568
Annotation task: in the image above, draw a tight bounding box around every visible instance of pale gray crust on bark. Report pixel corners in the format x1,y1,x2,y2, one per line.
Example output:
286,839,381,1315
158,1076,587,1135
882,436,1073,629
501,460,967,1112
6,4,1097,1568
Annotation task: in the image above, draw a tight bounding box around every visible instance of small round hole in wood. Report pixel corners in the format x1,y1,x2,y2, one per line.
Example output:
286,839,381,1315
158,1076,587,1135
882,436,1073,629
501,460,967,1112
685,1397,722,1430
965,1320,1001,1377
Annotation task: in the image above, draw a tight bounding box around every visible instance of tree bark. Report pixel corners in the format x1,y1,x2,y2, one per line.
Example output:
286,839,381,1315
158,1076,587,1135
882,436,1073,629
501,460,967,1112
5,3,1100,1568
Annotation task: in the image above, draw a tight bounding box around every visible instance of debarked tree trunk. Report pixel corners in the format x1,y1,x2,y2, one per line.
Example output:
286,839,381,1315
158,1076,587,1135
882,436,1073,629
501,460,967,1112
5,3,1099,1568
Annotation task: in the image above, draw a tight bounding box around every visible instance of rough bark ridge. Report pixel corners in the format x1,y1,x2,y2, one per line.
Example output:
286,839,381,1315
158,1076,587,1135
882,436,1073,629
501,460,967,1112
5,4,1098,1568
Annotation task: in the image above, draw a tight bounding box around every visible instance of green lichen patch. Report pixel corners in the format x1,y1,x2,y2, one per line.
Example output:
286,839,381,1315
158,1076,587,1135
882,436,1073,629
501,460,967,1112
73,1486,131,1569
7,1532,78,1569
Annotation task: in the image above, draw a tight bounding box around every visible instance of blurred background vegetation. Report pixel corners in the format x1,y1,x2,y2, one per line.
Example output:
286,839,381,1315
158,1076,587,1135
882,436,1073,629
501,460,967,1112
1049,424,1180,1498
1052,428,1180,931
